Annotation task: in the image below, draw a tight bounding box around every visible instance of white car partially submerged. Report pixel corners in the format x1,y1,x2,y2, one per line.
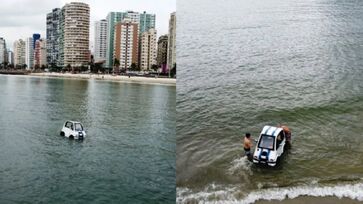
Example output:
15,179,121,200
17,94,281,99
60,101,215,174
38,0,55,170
60,121,86,140
253,125,287,166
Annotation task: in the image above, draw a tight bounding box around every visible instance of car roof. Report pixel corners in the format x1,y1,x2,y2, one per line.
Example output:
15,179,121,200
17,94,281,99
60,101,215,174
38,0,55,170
260,125,283,137
66,121,82,124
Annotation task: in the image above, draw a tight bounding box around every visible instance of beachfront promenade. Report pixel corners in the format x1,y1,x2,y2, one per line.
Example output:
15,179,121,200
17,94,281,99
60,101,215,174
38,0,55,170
30,72,176,86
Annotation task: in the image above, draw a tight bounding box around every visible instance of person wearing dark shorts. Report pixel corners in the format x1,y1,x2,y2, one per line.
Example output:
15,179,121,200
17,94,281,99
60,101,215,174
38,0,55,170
243,133,253,160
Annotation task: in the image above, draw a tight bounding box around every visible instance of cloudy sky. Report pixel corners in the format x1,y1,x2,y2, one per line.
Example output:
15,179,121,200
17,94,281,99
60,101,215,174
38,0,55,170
0,0,175,51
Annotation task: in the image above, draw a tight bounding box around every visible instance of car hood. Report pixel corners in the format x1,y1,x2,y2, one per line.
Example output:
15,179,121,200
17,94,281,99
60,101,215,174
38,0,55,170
254,148,277,161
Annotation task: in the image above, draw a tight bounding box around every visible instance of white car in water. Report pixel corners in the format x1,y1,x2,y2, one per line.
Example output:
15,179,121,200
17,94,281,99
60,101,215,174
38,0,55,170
253,125,287,166
60,121,86,140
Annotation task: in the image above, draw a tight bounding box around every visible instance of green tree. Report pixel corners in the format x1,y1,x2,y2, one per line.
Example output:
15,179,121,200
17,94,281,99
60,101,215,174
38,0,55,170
113,58,120,67
170,63,176,78
113,58,120,74
130,63,137,71
3,62,9,69
81,65,88,72
66,64,71,72
151,64,158,72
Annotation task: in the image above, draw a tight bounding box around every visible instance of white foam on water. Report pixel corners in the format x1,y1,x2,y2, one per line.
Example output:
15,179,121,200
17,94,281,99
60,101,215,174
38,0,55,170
242,183,363,204
177,182,363,204
228,156,252,175
177,185,237,204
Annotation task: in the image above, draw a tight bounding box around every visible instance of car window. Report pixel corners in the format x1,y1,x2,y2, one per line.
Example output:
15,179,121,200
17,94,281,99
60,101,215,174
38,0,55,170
75,123,83,131
65,122,72,128
258,135,275,150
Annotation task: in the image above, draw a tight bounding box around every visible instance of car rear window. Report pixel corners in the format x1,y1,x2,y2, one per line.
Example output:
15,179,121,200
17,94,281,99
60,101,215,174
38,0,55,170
75,123,83,131
258,135,275,150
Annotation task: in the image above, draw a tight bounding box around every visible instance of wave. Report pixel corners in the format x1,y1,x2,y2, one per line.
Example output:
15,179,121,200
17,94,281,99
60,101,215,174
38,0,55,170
228,156,253,175
177,182,363,204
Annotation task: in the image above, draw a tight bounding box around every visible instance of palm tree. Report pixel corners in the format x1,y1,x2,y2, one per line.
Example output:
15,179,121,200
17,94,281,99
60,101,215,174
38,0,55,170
113,58,120,74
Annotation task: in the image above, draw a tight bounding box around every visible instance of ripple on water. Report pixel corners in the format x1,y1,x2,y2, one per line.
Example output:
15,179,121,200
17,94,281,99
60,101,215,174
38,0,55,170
0,75,176,203
177,0,363,202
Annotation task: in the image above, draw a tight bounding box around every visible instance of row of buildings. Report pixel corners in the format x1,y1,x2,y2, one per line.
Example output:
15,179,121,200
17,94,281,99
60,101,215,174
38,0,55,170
0,36,46,68
0,2,176,74
94,10,176,72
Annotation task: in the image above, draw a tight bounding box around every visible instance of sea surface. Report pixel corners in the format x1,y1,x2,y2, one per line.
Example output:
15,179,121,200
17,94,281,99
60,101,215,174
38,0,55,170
0,75,176,204
177,0,363,203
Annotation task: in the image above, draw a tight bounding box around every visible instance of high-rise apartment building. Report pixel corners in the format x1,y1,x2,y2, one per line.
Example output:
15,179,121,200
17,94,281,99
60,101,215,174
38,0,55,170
140,29,157,71
60,2,90,67
138,12,156,67
167,12,176,72
113,18,139,69
105,11,156,68
32,34,40,49
126,11,140,23
157,35,168,72
14,39,26,67
25,37,34,69
46,8,61,66
94,19,107,64
106,11,140,68
0,37,7,64
8,50,14,65
34,39,47,67
140,11,156,34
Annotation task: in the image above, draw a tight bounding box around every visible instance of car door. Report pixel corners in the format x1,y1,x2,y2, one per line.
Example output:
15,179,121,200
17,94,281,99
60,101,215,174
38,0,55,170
69,123,75,136
64,122,71,137
276,131,286,156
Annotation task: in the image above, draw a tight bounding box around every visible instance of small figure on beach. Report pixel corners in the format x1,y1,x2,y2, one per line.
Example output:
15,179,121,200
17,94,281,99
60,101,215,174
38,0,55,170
243,132,253,161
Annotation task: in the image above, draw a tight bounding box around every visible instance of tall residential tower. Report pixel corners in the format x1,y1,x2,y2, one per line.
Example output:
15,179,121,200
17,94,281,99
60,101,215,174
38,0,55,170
13,39,26,67
94,19,108,64
157,35,168,73
34,39,47,67
140,28,157,71
32,34,41,49
25,37,34,69
60,2,90,67
140,11,156,35
7,50,14,65
46,8,61,66
106,11,139,68
167,12,176,72
113,18,139,70
0,38,7,65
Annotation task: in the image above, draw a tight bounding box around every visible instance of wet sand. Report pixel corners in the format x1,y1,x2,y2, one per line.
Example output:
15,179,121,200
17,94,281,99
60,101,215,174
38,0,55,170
256,196,363,204
30,72,176,86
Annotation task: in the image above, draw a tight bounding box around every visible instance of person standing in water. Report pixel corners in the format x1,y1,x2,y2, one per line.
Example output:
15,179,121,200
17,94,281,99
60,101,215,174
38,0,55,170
278,124,292,148
243,133,253,160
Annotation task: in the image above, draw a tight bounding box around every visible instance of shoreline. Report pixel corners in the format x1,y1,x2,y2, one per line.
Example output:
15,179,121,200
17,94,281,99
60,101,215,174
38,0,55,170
255,196,363,204
24,72,176,86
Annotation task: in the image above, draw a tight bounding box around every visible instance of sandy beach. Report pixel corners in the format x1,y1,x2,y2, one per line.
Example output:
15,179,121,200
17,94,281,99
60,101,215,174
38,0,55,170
29,72,176,86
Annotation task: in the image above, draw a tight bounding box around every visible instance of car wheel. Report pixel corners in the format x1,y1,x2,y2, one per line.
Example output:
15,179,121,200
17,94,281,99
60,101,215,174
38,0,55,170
60,131,65,136
69,135,74,139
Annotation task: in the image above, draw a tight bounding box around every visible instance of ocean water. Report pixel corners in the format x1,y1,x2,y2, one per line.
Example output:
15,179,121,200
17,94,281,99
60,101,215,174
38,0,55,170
177,0,363,203
0,75,176,204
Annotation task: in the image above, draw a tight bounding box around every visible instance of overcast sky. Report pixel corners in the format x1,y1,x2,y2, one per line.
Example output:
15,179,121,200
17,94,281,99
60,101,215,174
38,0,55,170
0,0,175,51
